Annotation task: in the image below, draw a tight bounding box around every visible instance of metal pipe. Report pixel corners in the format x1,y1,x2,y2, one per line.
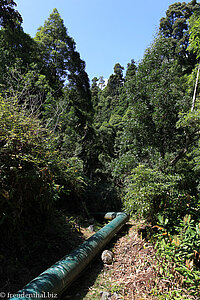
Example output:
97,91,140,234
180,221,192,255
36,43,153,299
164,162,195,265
92,212,124,220
9,212,129,300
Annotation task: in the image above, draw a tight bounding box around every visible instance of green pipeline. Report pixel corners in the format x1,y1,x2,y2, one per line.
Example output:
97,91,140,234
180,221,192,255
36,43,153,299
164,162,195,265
9,212,129,300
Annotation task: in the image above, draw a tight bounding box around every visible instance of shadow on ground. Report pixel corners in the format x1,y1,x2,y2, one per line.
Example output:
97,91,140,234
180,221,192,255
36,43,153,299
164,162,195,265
60,223,132,299
61,256,104,299
0,210,86,295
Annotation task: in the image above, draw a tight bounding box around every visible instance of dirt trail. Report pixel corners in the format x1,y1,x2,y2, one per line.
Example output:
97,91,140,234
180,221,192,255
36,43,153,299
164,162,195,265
63,220,174,299
4,215,194,299
63,219,197,299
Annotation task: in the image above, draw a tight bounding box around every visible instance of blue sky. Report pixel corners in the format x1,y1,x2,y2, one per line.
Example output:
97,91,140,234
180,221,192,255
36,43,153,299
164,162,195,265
16,0,191,80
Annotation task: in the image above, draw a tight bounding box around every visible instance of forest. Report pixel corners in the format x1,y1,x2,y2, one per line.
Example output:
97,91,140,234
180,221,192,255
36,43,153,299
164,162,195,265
1,0,200,298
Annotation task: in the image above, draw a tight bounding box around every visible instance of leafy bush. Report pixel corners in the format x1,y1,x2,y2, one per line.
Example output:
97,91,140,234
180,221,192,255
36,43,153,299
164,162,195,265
0,97,85,232
0,97,55,229
122,164,179,219
154,214,200,296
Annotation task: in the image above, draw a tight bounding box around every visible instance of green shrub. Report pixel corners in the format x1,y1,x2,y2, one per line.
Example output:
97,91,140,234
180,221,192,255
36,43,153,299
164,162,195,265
0,97,55,229
0,97,85,232
154,214,200,296
122,164,179,219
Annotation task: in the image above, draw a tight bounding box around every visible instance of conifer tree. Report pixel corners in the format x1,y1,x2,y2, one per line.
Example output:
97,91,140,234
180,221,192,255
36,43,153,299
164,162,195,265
35,8,70,91
0,0,22,29
125,59,137,80
91,77,100,109
159,0,200,71
35,9,95,177
105,63,124,97
35,8,92,116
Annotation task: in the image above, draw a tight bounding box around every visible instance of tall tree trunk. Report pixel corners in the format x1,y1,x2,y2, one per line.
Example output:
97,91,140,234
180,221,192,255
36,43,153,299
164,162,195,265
191,64,200,112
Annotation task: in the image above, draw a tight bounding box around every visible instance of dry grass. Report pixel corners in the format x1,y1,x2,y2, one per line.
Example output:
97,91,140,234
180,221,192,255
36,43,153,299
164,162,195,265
63,219,197,299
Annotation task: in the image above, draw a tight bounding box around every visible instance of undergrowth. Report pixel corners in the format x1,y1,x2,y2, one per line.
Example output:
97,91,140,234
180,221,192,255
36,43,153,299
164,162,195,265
152,214,200,298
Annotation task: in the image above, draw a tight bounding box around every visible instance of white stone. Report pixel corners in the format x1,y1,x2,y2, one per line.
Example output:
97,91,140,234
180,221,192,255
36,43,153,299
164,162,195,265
101,250,114,264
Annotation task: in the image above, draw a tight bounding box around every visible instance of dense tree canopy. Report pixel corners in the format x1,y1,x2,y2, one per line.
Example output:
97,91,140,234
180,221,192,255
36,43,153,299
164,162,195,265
0,0,199,225
0,0,22,28
159,0,200,71
188,9,200,59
